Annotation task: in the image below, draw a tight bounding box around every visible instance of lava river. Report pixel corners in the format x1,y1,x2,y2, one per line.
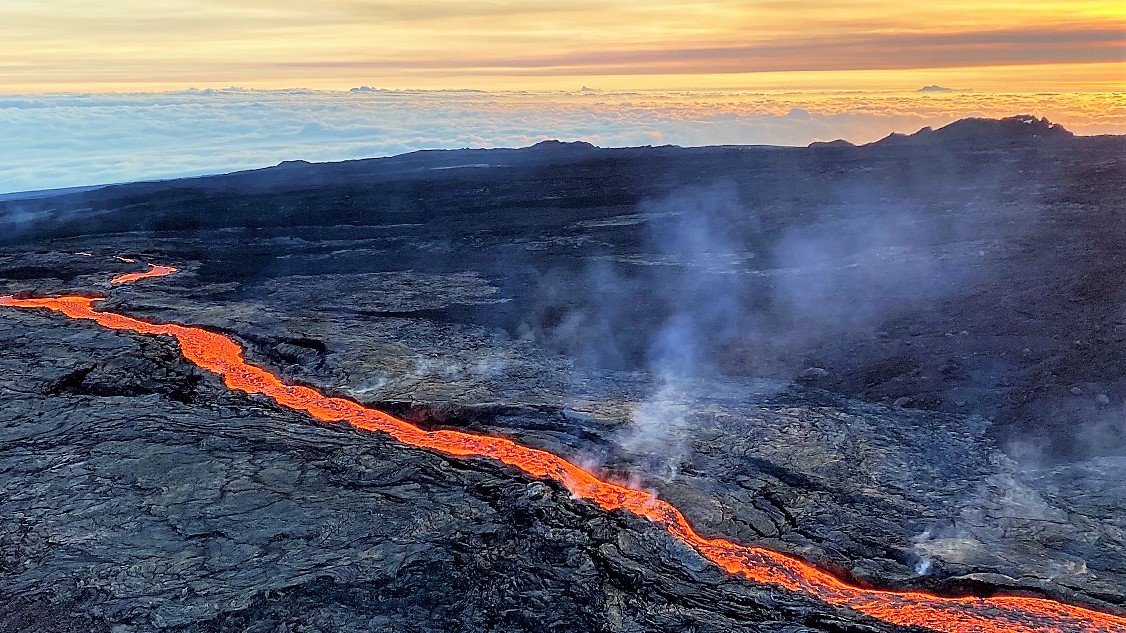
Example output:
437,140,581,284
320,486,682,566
2,267,1124,633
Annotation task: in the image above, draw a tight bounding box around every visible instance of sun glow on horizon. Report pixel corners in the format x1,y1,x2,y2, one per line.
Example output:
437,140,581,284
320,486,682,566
1,1,1122,94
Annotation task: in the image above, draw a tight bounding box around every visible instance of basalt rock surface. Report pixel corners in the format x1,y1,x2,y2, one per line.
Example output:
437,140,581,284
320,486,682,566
1,120,1124,631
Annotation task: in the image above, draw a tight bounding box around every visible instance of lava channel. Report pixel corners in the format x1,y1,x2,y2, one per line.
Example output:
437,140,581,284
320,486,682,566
109,263,178,285
2,268,1125,633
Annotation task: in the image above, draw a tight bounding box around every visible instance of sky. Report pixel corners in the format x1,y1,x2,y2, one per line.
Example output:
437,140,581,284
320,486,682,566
2,0,1123,92
0,1,1123,192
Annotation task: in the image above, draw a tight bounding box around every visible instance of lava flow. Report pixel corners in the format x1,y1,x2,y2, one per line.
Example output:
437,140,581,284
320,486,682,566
109,263,178,285
2,271,1125,633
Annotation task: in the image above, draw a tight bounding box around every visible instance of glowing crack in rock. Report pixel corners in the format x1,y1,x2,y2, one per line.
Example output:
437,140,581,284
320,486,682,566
2,265,1124,633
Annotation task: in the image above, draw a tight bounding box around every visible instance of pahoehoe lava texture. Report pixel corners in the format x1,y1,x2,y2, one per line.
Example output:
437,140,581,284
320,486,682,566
1,117,1125,631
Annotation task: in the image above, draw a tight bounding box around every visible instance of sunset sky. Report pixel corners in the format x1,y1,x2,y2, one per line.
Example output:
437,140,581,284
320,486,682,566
2,1,1124,192
2,0,1123,92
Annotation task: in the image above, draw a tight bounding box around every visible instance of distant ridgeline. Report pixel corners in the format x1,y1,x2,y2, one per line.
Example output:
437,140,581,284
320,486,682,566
808,114,1074,149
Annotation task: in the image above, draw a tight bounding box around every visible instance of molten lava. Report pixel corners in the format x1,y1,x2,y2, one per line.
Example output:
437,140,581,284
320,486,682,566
109,263,178,285
2,267,1124,633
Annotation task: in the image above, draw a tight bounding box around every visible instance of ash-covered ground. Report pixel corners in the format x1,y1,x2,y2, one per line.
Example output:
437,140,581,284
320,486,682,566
1,116,1124,632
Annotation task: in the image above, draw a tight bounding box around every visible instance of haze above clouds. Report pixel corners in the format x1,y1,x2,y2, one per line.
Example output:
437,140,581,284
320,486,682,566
2,88,1124,193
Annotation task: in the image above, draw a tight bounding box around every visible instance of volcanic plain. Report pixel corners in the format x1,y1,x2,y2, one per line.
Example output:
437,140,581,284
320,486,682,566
1,116,1124,632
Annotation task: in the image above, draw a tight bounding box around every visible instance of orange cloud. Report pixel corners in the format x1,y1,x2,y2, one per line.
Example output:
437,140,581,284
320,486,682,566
0,1,1122,92
277,26,1124,75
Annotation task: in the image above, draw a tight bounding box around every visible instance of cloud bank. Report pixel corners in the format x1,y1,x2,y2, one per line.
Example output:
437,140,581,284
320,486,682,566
1,88,1123,193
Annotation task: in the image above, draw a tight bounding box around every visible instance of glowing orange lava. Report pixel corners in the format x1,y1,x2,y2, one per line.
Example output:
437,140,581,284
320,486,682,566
113,255,136,263
109,263,178,285
2,270,1124,633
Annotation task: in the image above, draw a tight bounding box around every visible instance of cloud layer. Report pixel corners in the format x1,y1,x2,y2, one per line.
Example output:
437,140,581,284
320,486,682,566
1,88,1123,193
